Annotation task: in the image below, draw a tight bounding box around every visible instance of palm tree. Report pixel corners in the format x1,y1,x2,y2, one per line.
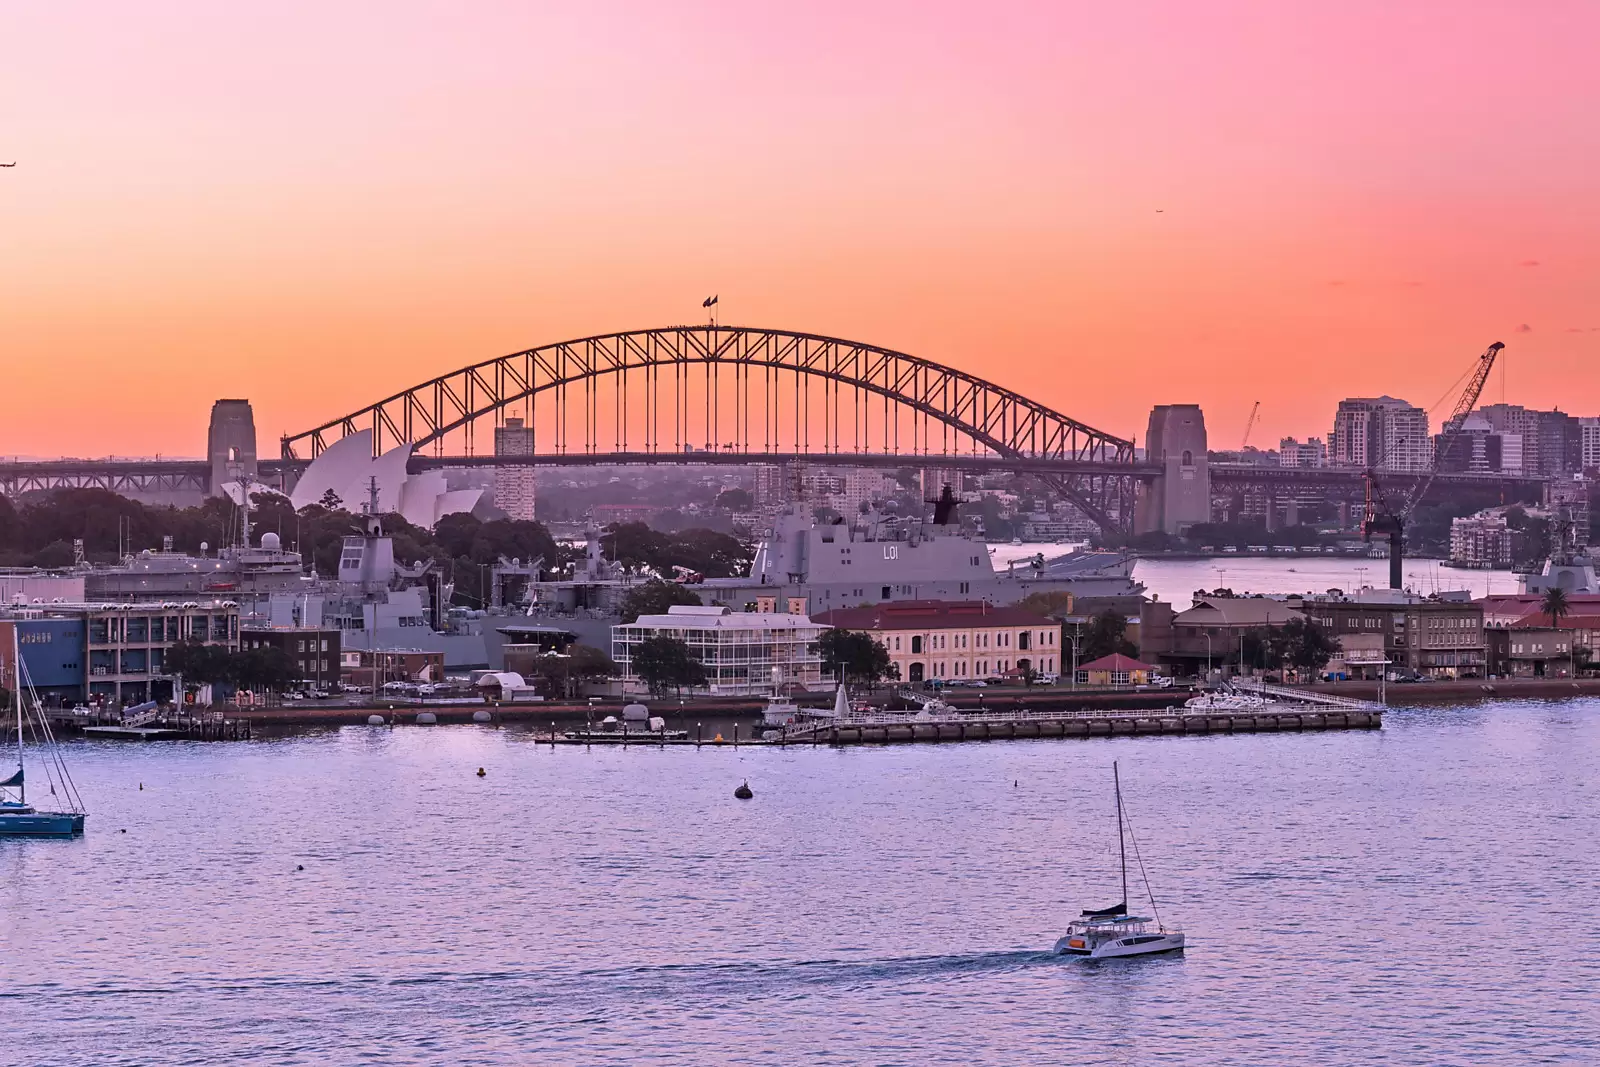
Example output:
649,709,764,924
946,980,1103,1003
1541,587,1572,678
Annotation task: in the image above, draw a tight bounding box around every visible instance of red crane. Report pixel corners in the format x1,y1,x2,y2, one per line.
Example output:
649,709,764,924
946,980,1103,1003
1363,342,1504,589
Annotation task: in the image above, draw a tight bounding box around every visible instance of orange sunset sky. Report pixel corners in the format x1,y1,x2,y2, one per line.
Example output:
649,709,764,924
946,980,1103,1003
2,1,1597,458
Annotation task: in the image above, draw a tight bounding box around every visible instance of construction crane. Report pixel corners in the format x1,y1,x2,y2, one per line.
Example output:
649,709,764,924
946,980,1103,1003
1363,341,1504,589
1240,401,1261,450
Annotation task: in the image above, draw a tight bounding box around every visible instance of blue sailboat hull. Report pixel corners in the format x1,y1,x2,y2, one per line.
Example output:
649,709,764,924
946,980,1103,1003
0,812,83,836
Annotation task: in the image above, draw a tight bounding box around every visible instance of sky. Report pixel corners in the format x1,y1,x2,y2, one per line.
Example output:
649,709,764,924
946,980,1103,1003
2,1,1598,458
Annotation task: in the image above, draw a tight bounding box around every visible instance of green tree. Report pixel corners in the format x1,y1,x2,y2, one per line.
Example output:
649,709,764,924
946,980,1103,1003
529,644,618,699
1282,617,1336,677
813,628,899,687
163,640,232,686
630,635,707,696
714,488,753,511
618,579,703,624
1079,610,1137,662
318,489,344,510
1542,586,1573,677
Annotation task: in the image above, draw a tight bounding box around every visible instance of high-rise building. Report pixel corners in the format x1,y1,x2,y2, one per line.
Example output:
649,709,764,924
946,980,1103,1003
1449,513,1513,569
1329,397,1430,472
1437,414,1522,474
1277,437,1327,468
1581,418,1600,471
493,417,537,521
1473,405,1582,476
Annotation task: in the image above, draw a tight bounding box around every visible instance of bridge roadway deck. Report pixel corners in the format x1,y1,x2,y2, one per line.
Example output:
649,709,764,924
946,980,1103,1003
0,453,1544,497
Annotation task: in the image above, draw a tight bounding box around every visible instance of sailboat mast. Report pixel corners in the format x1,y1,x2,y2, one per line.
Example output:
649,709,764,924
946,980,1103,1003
1114,760,1127,908
11,626,23,804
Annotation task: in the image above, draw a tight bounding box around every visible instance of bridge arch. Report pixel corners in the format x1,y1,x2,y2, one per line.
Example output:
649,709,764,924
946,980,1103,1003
280,325,1139,528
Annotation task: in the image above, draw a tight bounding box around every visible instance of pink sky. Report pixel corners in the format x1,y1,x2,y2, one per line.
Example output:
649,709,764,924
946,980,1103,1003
1,1,1597,457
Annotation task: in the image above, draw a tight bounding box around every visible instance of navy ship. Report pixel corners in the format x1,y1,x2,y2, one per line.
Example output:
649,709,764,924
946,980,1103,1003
526,488,1143,648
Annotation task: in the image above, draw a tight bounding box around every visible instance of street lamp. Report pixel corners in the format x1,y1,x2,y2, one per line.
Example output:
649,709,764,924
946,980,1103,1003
1204,632,1213,681
1066,632,1081,690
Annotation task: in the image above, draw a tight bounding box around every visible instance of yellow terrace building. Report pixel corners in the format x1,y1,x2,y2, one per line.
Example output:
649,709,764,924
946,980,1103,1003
812,600,1060,684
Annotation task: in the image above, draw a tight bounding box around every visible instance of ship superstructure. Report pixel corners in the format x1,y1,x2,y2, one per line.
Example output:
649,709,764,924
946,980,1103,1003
525,488,1143,647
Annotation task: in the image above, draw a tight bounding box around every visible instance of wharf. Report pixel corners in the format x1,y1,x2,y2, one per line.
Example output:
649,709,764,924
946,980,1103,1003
78,716,254,742
773,704,1382,745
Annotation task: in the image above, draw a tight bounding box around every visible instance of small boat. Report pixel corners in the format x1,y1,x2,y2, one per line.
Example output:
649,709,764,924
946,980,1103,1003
1055,762,1183,958
1,630,88,837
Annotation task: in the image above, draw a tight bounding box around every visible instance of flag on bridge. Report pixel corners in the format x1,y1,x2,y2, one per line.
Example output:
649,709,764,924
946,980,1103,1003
702,295,718,308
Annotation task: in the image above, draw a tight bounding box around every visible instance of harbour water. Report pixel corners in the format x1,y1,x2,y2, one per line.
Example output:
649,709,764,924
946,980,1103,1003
5,700,1598,1065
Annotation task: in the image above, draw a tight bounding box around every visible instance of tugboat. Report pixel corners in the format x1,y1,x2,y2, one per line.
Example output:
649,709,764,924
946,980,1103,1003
1,630,87,837
1054,762,1183,959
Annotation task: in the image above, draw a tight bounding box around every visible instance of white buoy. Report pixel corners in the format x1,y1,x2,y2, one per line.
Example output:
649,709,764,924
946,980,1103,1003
367,714,385,725
472,709,492,723
416,712,438,725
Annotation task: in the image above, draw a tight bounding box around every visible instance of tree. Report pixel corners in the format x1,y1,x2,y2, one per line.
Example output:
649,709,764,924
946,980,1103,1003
1542,587,1573,677
630,635,706,696
318,489,343,510
714,488,753,511
1281,617,1336,678
529,644,618,699
1079,610,1137,662
814,628,899,687
619,579,703,624
163,640,232,685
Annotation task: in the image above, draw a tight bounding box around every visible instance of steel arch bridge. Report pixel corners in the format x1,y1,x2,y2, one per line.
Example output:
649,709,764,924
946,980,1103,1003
280,325,1145,530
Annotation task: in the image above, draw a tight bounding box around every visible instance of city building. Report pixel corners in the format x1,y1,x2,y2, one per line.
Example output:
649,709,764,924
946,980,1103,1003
1435,413,1522,474
340,647,447,686
1277,437,1327,468
1330,397,1431,472
1,599,241,705
1478,593,1600,676
1474,404,1583,476
1581,417,1600,471
1137,596,1306,675
1297,588,1485,678
493,416,537,521
812,599,1059,683
1449,513,1513,568
240,626,343,690
612,604,827,696
0,616,88,706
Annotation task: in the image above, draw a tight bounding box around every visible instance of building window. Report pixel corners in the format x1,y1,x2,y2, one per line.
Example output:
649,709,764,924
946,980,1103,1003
911,636,923,654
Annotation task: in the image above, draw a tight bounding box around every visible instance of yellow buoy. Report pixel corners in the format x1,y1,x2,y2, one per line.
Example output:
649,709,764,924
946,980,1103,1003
476,767,486,777
713,733,724,743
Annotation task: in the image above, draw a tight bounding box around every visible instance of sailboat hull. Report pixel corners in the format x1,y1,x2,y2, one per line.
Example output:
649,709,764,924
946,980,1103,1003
0,812,82,836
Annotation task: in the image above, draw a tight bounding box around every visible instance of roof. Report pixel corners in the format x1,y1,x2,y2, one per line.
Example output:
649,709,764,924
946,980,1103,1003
621,608,826,632
813,599,1053,632
1509,613,1600,630
1175,597,1304,627
1078,653,1155,672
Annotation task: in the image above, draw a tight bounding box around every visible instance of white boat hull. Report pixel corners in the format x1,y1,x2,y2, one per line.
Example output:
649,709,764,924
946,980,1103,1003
1055,931,1185,958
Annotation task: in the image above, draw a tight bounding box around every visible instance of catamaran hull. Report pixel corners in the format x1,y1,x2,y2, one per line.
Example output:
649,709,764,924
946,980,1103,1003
0,812,83,836
1055,932,1185,958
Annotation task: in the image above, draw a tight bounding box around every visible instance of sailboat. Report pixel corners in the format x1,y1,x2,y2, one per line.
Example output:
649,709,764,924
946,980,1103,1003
1054,762,1183,958
0,628,87,837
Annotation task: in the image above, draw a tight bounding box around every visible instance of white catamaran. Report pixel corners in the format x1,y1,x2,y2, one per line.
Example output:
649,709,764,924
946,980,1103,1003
1055,762,1183,959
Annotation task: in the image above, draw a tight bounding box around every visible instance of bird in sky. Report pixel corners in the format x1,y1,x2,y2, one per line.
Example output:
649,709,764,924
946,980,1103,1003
0,162,16,167
1155,208,1164,213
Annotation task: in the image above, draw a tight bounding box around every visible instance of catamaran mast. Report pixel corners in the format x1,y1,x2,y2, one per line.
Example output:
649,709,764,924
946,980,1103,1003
1114,760,1127,909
